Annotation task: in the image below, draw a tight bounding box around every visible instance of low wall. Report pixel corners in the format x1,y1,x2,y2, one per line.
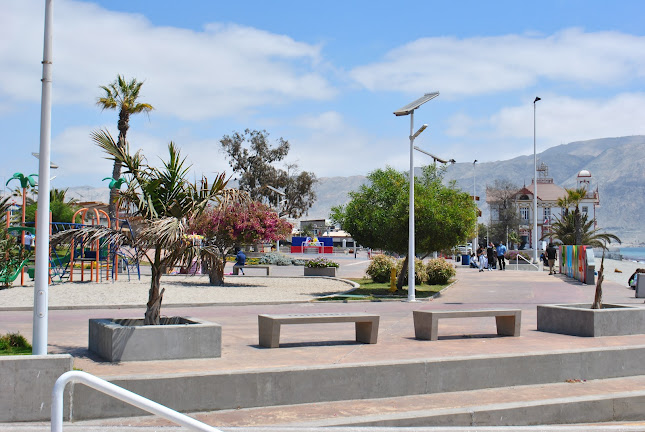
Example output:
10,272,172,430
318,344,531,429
560,245,596,285
71,345,645,420
0,354,73,422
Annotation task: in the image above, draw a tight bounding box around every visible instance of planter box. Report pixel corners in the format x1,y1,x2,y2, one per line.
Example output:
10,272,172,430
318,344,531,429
304,267,337,277
89,317,221,362
537,304,645,337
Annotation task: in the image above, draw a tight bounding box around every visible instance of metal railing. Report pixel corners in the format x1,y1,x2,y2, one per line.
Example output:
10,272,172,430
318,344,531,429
52,370,222,432
514,253,540,270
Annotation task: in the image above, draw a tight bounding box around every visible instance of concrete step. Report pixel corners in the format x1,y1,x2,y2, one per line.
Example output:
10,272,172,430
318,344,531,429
43,375,645,430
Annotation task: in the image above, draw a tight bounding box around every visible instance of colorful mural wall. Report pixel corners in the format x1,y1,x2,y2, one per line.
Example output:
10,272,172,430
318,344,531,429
559,245,595,284
290,236,334,254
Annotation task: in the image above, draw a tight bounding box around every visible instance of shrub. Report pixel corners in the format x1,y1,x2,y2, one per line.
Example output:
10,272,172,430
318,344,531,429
426,258,456,285
505,250,531,262
366,254,397,283
397,258,428,285
291,258,307,266
0,332,31,355
258,252,293,266
305,257,339,268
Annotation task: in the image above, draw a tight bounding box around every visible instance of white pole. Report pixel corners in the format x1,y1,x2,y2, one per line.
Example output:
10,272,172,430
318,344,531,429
33,0,54,355
533,98,539,263
473,160,477,249
408,111,416,302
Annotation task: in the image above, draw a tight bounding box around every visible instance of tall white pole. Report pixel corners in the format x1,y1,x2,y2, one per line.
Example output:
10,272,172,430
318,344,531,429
408,111,416,302
33,0,54,355
533,98,539,264
473,160,477,249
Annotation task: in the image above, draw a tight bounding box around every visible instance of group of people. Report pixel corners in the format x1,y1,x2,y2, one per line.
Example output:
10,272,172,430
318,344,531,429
472,242,508,272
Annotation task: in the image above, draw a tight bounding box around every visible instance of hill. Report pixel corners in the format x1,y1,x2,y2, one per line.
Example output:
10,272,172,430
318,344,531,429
307,136,645,246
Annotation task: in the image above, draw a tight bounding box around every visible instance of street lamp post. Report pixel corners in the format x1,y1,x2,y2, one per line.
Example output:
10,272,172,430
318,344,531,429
32,0,54,355
533,97,541,264
394,92,439,302
473,160,478,250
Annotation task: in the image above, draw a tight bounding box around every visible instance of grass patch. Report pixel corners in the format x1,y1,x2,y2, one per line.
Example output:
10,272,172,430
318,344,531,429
317,278,451,301
0,332,32,355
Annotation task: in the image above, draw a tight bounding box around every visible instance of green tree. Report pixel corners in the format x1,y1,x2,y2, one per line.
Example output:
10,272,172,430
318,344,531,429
25,188,79,223
220,129,317,218
52,130,227,325
556,187,587,245
331,165,475,289
97,75,154,221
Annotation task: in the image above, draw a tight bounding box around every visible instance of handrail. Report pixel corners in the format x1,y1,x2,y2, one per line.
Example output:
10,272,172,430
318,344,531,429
51,370,222,432
515,253,539,270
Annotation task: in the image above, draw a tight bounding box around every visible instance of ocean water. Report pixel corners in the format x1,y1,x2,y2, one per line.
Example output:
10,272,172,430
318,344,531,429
620,247,645,262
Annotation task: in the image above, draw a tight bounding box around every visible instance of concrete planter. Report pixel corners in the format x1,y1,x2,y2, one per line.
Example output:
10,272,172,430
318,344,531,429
89,317,221,362
537,304,645,337
304,267,337,277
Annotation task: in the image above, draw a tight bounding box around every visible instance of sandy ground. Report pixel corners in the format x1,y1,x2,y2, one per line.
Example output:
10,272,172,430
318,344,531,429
599,258,643,287
0,274,355,309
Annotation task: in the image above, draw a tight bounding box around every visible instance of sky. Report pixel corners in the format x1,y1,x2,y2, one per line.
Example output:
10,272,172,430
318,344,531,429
2,0,645,192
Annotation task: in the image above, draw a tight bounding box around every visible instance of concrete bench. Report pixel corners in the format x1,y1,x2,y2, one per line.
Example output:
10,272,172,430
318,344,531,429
233,265,270,275
258,313,380,348
413,309,521,341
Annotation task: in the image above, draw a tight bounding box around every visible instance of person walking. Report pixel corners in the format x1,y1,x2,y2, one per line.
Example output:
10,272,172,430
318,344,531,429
486,242,496,271
546,243,558,275
477,245,486,272
496,242,507,271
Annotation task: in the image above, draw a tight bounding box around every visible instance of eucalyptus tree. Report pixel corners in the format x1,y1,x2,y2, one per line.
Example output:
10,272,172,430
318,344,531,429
97,75,154,220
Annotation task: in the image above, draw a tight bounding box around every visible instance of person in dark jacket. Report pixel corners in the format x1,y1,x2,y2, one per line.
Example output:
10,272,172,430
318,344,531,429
486,242,496,271
235,248,246,275
546,243,558,275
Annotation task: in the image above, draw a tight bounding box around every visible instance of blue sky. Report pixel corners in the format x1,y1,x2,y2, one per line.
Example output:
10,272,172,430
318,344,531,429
2,0,645,191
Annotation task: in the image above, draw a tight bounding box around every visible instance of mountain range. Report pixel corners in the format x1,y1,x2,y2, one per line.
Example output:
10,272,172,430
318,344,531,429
306,136,645,246
61,136,643,246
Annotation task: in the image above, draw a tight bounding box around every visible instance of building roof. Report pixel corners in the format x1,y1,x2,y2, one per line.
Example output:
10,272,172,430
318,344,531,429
524,182,567,202
577,169,592,177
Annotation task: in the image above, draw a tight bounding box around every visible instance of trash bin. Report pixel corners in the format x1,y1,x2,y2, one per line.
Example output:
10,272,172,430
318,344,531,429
461,254,470,266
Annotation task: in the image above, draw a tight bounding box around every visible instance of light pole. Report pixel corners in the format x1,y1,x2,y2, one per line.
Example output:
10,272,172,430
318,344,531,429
533,97,541,264
33,0,54,355
473,160,478,250
394,92,439,302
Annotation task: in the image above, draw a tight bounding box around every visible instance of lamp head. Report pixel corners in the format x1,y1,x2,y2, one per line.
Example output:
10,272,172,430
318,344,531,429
534,97,541,103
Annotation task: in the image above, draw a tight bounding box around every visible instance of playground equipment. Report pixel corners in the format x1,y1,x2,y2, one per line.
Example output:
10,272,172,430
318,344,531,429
68,207,111,282
290,236,333,254
6,172,37,285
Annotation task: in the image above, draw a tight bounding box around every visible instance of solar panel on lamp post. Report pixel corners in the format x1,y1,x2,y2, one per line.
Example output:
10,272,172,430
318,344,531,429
394,92,439,302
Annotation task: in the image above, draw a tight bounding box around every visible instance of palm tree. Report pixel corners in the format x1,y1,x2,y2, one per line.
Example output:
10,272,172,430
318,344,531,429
52,129,227,325
97,75,154,221
556,187,588,245
549,211,621,248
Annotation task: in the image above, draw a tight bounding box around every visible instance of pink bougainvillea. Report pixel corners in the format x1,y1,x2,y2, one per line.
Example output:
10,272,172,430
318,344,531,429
188,201,292,285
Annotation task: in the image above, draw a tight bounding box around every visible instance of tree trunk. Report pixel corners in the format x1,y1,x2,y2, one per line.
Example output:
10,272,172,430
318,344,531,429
144,249,164,325
396,255,409,290
108,114,129,222
574,209,583,245
207,255,226,286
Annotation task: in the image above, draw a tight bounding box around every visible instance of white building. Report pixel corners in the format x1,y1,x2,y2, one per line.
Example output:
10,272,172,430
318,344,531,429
488,164,599,249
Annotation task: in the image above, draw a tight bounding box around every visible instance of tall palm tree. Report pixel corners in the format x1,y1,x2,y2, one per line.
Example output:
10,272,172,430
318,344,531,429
549,211,620,248
52,129,227,325
97,75,154,221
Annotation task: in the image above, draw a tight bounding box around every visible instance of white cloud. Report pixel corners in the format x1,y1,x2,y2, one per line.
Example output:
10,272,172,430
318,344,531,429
442,93,645,163
0,0,336,120
350,28,645,96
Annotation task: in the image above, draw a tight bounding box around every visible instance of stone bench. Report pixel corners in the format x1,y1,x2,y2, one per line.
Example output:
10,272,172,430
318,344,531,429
413,309,521,341
233,265,270,275
258,313,380,348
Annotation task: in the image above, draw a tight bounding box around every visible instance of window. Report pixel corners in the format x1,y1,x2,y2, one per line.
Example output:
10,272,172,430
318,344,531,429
543,207,551,224
520,208,529,221
582,206,588,215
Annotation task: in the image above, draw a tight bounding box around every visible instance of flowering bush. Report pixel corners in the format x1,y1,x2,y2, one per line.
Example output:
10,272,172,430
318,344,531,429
426,258,456,285
305,257,339,268
397,258,428,285
365,254,397,283
505,250,531,262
